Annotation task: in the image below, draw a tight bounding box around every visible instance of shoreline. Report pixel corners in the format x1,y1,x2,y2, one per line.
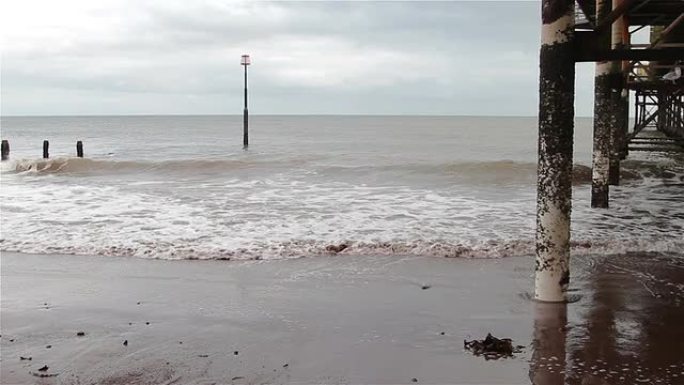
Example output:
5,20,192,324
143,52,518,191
2,252,683,384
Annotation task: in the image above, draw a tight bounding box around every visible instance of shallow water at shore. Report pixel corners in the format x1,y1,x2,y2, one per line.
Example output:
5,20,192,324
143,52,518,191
1,115,683,261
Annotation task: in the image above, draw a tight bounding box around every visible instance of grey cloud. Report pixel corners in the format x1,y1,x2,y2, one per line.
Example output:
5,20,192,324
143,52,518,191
2,1,597,116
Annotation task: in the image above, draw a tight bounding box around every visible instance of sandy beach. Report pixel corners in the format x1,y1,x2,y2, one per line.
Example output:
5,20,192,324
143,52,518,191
2,252,683,384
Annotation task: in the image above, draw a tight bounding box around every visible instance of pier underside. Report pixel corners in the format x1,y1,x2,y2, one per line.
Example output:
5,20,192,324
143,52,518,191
534,0,683,301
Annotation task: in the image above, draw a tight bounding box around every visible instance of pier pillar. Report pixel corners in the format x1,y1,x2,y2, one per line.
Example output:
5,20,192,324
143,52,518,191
591,0,613,208
76,141,84,158
608,0,627,185
618,89,629,160
619,12,630,161
534,0,575,302
1,140,9,161
43,140,49,159
608,92,621,185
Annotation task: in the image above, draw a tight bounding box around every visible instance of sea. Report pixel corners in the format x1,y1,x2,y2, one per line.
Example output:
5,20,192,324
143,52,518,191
1,115,682,261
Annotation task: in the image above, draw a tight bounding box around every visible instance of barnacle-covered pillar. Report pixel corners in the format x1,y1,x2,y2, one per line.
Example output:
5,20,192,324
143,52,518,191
609,0,627,185
617,88,630,160
591,0,613,207
535,0,575,302
618,13,631,160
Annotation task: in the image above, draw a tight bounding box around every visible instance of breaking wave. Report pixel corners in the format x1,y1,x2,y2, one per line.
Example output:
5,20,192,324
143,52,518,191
0,156,310,176
1,155,682,263
0,157,667,185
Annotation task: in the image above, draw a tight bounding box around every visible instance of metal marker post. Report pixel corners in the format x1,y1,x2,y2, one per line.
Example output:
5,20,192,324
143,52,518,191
241,54,251,148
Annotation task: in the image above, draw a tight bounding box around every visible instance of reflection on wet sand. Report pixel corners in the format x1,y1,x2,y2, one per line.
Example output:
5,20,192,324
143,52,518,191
530,252,684,384
530,302,567,385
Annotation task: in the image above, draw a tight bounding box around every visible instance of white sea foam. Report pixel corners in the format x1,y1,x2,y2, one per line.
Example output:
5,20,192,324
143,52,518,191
1,173,682,260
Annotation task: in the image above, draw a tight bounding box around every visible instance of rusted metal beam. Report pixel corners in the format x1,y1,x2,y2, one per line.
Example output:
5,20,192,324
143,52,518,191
650,13,684,47
576,0,597,27
630,111,658,138
597,47,683,61
574,32,683,61
594,0,638,33
631,3,684,17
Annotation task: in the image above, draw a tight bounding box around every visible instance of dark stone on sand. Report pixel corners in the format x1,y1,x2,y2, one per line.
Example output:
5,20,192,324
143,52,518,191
123,340,128,346
128,322,133,325
136,301,141,305
232,376,244,380
421,285,431,290
145,322,150,325
325,243,349,254
412,378,418,383
283,363,289,368
234,351,239,355
440,332,445,335
179,341,183,344
464,333,522,358
38,365,48,372
20,356,32,361
76,332,85,336
9,339,15,342
216,257,231,261
198,354,208,358
46,345,51,349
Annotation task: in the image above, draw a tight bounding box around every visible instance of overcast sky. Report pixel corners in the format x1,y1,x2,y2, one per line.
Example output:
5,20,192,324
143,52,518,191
2,1,604,116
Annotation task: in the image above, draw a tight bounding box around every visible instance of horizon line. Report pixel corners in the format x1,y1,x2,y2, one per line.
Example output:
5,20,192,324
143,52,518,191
1,113,598,118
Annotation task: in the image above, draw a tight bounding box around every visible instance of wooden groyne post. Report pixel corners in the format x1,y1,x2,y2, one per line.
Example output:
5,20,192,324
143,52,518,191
76,141,84,158
1,140,9,161
534,0,575,302
43,140,49,159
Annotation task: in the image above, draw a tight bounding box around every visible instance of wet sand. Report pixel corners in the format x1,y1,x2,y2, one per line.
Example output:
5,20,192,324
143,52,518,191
1,252,683,384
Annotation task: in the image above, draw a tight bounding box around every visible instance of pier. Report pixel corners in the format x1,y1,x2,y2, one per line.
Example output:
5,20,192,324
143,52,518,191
535,0,683,301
